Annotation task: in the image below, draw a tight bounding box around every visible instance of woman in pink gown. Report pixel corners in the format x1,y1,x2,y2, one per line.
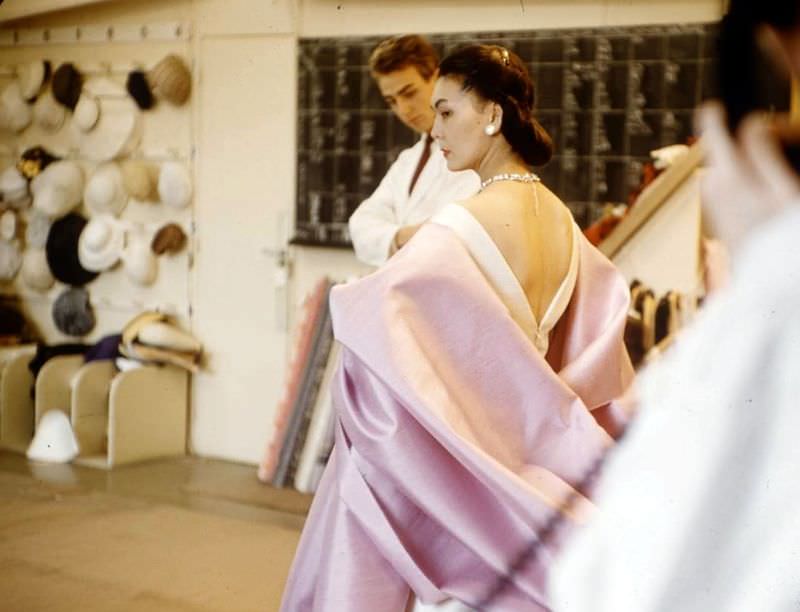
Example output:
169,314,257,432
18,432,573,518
280,44,634,611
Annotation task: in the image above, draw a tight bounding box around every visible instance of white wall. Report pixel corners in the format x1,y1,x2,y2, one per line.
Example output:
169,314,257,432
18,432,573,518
2,0,724,465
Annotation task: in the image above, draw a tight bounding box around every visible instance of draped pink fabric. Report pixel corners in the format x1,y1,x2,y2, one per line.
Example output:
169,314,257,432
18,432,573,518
280,223,634,611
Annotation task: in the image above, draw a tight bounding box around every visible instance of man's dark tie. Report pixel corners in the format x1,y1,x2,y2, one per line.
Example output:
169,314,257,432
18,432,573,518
408,134,433,195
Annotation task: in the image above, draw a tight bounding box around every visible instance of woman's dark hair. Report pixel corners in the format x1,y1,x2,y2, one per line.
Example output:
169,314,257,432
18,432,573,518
438,44,553,167
718,0,800,134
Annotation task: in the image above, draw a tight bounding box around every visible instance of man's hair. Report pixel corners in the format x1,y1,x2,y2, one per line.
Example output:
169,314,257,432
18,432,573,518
368,35,439,80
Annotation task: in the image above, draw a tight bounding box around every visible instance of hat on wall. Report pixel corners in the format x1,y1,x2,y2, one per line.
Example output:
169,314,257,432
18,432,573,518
126,70,155,110
25,210,52,249
53,286,95,336
0,82,32,132
33,90,66,132
18,146,60,181
21,248,54,291
18,60,52,102
73,93,100,132
148,54,191,106
151,222,187,255
157,161,192,209
78,214,125,272
26,410,79,463
0,210,17,241
84,163,128,216
0,165,29,207
122,229,158,286
75,78,141,162
120,160,157,201
45,212,99,286
51,63,83,111
0,239,22,282
31,160,84,218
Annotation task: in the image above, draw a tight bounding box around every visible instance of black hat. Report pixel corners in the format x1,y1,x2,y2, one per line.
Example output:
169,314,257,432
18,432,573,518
126,70,155,110
45,212,99,286
52,63,83,110
52,287,95,337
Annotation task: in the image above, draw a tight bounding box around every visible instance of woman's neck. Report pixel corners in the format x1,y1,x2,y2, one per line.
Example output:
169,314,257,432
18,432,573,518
475,144,530,182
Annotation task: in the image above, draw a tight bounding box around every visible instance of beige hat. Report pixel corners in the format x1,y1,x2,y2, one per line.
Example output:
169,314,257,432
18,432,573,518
78,214,126,272
75,78,141,162
21,248,54,291
157,161,192,209
148,54,191,106
73,93,100,132
18,60,50,101
0,165,29,206
0,239,22,282
0,82,32,132
25,210,52,249
122,228,158,286
151,222,187,255
33,90,66,131
121,160,158,201
0,211,17,241
31,161,84,218
84,163,128,217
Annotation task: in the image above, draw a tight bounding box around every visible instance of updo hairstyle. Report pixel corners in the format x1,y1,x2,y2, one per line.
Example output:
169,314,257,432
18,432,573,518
438,44,553,167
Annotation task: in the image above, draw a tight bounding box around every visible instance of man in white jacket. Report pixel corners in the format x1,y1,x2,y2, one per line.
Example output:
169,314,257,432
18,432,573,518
348,35,479,267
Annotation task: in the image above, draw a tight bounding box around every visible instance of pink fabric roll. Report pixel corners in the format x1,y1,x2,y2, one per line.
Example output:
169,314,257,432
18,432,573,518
281,223,634,611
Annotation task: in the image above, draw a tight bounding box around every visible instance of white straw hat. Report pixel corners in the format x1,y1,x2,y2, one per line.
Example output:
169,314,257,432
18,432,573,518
21,248,55,291
27,410,79,463
122,228,158,286
33,90,66,131
0,165,29,206
73,92,100,132
0,81,32,132
75,78,141,161
84,163,128,217
0,210,17,241
25,210,52,249
18,60,49,101
0,239,22,282
31,161,84,218
157,161,192,209
78,214,126,272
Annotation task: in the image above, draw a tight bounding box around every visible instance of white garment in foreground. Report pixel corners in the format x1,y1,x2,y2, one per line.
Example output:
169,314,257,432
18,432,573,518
348,135,479,267
550,204,800,612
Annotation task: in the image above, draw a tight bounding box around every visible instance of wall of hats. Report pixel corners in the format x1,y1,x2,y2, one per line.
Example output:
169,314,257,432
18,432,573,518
0,24,195,342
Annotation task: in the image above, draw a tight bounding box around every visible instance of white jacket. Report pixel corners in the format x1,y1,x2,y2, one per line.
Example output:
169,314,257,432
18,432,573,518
348,135,480,267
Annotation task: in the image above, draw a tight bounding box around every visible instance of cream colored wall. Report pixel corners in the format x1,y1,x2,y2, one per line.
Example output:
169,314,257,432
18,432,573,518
3,0,724,465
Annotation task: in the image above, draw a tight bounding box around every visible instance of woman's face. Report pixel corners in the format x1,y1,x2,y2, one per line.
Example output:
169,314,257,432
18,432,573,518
431,76,493,172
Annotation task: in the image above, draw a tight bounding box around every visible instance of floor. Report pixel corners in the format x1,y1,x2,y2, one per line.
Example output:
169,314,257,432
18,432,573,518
0,451,311,612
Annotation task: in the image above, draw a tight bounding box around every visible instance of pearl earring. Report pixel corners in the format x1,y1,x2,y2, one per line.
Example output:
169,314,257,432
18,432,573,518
484,125,496,136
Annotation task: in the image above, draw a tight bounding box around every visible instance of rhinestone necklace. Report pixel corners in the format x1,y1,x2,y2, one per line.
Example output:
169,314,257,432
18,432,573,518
480,172,540,191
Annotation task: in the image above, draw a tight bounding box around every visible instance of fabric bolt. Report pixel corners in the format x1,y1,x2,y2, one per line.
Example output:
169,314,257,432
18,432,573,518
550,204,800,612
348,134,479,266
280,217,634,611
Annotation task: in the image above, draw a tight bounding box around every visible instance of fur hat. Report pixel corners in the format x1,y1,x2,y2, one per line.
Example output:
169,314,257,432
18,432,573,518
25,210,52,249
53,286,95,337
148,54,191,106
51,63,83,110
45,212,98,286
0,165,29,207
33,90,66,131
126,70,155,110
0,239,22,282
151,222,187,255
73,93,100,132
31,160,84,218
0,82,32,132
78,214,125,272
18,60,51,101
84,162,128,217
157,161,192,209
122,228,158,286
120,160,158,201
21,248,54,291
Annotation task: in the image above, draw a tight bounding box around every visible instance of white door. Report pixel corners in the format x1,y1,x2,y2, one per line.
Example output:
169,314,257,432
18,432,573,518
191,36,294,463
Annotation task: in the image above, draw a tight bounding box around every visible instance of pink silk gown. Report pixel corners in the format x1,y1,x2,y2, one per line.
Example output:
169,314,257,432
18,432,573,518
280,210,634,611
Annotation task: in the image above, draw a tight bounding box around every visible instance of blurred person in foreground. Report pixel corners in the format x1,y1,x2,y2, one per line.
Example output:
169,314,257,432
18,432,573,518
550,2,800,611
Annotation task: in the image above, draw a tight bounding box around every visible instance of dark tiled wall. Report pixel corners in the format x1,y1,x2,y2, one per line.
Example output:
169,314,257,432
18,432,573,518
294,23,723,248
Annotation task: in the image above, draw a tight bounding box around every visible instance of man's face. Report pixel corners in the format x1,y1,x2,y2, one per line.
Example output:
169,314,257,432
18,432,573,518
375,65,437,134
